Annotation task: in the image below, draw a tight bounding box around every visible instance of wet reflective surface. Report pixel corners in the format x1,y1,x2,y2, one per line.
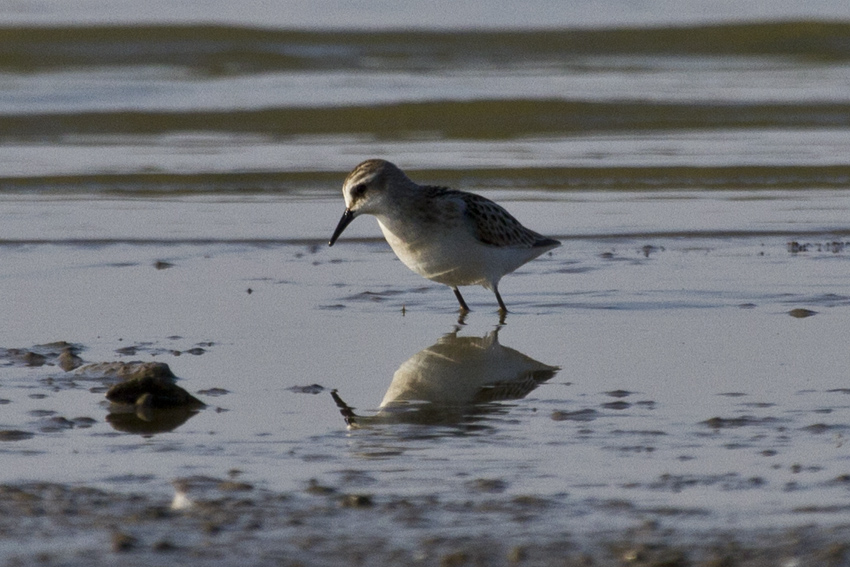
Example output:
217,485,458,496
0,197,849,563
1,216,848,523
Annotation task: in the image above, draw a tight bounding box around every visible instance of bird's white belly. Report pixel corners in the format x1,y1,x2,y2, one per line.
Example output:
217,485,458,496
377,219,491,287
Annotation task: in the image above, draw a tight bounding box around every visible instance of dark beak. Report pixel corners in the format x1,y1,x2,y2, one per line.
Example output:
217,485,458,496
328,209,355,246
330,389,358,427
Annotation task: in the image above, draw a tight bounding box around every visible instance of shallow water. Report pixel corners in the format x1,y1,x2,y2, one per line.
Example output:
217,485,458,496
1,1,850,563
1,192,849,536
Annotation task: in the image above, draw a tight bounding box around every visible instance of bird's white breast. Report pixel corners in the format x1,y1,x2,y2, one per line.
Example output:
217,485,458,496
376,216,491,287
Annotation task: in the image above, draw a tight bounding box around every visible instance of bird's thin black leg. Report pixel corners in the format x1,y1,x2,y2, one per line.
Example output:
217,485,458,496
453,287,470,312
494,286,508,314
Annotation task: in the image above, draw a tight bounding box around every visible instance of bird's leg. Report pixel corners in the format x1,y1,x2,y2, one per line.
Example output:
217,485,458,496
494,286,508,314
452,287,471,312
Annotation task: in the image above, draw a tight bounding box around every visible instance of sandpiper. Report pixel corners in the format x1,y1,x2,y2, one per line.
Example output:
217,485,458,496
328,159,560,313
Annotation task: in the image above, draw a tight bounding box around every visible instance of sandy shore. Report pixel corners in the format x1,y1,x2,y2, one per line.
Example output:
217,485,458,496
2,479,849,567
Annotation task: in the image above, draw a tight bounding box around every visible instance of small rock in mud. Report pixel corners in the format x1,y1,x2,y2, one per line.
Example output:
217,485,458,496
28,409,56,417
618,543,688,566
340,494,373,508
38,416,76,432
77,361,176,383
153,539,178,552
0,430,34,441
111,531,138,552
0,341,84,369
75,361,205,412
788,308,817,318
787,241,849,254
305,479,336,496
170,476,255,510
3,349,46,367
288,384,325,394
106,374,204,410
197,387,230,397
702,416,779,429
72,417,98,428
466,478,508,494
801,423,840,434
551,409,598,422
57,348,83,371
219,481,254,492
641,244,664,257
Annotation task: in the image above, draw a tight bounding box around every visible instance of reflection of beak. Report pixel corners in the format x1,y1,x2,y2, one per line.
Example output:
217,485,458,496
330,389,359,428
328,209,355,246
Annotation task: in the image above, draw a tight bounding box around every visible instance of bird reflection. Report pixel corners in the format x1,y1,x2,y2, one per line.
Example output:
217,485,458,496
332,328,559,428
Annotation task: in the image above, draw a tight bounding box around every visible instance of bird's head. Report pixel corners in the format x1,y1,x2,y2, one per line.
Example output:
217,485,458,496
329,159,409,246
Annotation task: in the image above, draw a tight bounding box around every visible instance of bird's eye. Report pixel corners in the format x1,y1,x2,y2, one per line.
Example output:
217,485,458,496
351,183,367,198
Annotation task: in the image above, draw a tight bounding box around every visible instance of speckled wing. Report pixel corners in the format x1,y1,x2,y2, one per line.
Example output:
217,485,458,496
459,192,558,249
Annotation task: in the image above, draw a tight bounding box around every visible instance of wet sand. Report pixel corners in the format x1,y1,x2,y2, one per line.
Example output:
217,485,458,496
2,479,850,567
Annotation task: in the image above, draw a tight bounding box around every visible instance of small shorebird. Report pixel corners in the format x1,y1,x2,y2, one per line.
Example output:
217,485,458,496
328,159,560,313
